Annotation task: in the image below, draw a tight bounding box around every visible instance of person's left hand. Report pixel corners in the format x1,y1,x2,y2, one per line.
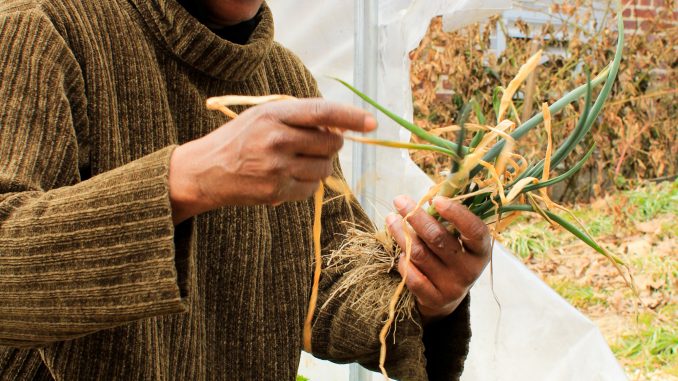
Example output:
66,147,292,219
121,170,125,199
385,194,491,325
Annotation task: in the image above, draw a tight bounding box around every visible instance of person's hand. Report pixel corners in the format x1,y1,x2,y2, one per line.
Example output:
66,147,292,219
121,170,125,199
169,98,376,224
386,195,491,324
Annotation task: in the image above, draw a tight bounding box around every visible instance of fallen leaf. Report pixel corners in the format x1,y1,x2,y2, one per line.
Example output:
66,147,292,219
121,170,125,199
640,293,664,309
624,237,652,256
654,238,676,257
635,220,663,234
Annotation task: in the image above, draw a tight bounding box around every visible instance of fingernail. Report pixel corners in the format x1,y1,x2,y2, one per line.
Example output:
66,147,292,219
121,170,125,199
363,115,377,131
393,195,407,210
433,196,453,207
432,196,446,205
385,213,397,226
434,197,458,213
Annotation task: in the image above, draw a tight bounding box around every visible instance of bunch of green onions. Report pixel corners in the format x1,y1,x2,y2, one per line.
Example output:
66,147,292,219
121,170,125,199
340,14,625,268
338,11,632,379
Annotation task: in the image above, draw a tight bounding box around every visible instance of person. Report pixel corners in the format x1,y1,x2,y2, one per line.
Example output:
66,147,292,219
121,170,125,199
0,0,491,380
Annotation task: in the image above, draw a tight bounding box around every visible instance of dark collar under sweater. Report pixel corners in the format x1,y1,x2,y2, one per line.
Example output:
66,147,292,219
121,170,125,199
175,0,258,44
126,0,274,81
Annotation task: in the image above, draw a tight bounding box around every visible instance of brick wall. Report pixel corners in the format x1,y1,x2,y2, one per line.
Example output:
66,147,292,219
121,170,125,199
622,0,676,32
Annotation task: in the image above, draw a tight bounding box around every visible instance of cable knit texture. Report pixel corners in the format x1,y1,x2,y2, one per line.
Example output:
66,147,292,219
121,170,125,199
0,0,471,379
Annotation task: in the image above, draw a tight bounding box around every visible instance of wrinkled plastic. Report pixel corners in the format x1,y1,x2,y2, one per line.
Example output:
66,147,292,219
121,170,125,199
463,244,627,381
269,1,627,380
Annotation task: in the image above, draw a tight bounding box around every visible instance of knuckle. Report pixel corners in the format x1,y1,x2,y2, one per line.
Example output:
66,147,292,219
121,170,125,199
266,158,285,175
408,276,425,294
429,231,446,251
266,130,288,150
467,220,489,241
409,244,427,263
310,100,326,122
423,222,446,249
250,104,276,124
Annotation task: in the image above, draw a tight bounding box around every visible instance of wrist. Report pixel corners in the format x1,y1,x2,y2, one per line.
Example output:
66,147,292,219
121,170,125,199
169,144,205,225
418,294,465,326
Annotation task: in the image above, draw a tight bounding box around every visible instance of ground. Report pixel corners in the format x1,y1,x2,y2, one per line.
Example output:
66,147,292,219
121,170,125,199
498,180,677,381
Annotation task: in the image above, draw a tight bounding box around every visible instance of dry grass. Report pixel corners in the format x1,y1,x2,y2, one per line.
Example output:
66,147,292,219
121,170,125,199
324,228,416,324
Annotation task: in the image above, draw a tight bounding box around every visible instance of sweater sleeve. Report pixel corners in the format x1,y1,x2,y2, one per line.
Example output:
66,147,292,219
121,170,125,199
0,8,194,348
311,160,471,381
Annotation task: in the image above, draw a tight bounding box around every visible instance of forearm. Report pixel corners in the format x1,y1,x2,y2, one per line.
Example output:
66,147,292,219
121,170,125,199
0,147,194,347
169,142,210,225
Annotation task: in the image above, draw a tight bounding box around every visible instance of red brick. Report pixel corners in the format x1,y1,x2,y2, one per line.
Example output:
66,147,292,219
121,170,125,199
634,8,656,18
622,8,633,17
641,0,651,5
624,19,638,30
654,0,665,6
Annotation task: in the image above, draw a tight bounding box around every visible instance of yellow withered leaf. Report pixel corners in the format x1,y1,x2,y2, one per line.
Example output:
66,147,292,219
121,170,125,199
497,50,543,122
540,103,556,210
303,183,325,353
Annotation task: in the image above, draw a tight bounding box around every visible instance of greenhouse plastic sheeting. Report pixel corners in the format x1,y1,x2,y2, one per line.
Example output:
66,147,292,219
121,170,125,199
269,1,627,380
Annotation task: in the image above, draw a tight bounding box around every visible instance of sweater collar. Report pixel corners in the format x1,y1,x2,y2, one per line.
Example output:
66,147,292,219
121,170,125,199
127,0,274,81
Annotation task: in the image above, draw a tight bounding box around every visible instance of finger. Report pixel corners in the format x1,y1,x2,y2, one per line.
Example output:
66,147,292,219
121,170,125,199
275,126,344,158
432,196,491,258
397,256,443,309
386,213,447,282
393,195,462,264
392,217,477,310
288,157,334,182
270,98,377,133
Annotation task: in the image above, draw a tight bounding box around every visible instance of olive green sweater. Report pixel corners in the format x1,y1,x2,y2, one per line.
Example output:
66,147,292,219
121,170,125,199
0,1,471,379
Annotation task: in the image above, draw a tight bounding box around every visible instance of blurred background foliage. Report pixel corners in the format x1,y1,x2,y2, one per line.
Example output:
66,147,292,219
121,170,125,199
409,0,676,202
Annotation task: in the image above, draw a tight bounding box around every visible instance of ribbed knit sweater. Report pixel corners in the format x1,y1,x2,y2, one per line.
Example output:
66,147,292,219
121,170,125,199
0,1,471,380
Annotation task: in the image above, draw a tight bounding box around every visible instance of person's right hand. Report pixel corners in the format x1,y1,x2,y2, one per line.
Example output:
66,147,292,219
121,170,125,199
168,98,376,224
